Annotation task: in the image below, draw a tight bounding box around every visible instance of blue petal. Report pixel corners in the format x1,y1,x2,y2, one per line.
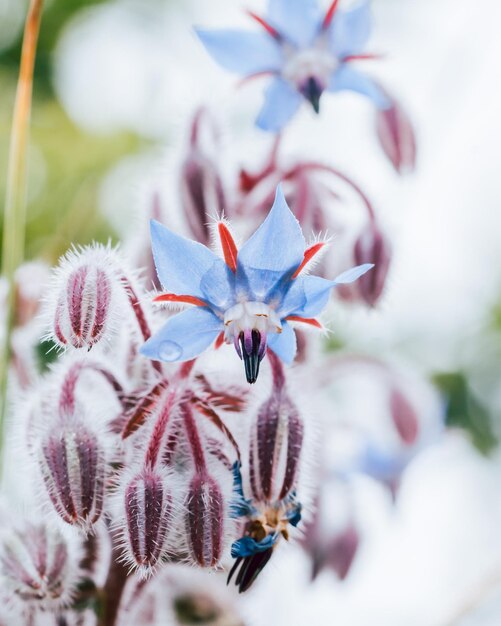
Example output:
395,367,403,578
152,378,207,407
195,29,283,75
267,0,321,47
256,77,302,132
150,220,221,301
230,462,256,518
328,65,390,108
329,0,372,57
231,534,278,558
267,322,297,364
140,307,222,363
200,261,235,312
238,186,305,275
278,275,333,318
333,263,374,284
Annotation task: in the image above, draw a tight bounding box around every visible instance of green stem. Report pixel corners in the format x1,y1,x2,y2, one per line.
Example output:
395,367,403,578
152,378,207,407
0,0,44,476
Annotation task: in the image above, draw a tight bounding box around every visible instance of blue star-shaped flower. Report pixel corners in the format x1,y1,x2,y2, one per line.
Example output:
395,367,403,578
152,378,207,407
196,0,389,132
141,185,372,383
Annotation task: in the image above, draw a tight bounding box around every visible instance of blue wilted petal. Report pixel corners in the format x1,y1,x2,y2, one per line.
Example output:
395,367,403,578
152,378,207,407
238,186,305,276
329,0,372,57
150,220,220,301
140,307,222,363
231,534,278,558
267,0,321,47
195,29,283,75
256,77,303,132
328,65,390,109
267,322,297,364
230,462,256,518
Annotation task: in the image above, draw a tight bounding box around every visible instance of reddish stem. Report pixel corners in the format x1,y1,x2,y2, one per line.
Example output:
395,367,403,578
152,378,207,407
267,350,285,391
144,389,176,468
182,402,207,476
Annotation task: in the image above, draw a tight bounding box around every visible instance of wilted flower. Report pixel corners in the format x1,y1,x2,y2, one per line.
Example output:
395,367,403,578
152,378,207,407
141,185,373,383
196,0,388,131
376,92,417,174
0,521,81,608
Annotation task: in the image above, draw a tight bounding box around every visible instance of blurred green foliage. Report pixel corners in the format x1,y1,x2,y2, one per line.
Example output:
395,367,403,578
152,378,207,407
433,372,498,455
0,0,145,264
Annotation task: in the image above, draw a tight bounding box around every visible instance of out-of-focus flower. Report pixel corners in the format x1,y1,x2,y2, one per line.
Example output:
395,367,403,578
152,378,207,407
141,186,372,383
14,261,51,327
180,109,227,245
196,0,388,131
376,92,417,174
0,521,81,608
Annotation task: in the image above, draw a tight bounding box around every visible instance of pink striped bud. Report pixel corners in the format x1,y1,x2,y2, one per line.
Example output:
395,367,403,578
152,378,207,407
180,109,227,245
249,390,304,503
122,468,173,573
390,388,419,446
48,246,121,350
39,420,106,529
0,522,80,607
376,94,416,174
339,223,391,307
184,473,225,568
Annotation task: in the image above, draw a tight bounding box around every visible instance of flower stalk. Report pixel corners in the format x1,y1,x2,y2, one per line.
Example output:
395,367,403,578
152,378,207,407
0,0,44,476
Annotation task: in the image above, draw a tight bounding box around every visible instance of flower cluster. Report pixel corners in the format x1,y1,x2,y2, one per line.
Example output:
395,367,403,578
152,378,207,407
0,2,443,626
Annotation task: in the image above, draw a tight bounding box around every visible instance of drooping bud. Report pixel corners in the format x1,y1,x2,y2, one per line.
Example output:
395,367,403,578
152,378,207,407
38,419,106,528
389,387,419,446
338,223,391,307
48,246,120,350
249,388,304,502
180,109,227,245
122,467,173,574
184,473,225,568
0,522,80,607
376,93,416,174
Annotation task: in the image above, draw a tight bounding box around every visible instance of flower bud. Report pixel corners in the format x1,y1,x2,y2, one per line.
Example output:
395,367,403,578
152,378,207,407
180,109,227,245
340,223,391,307
48,246,120,350
122,467,173,573
376,94,416,174
184,473,225,568
38,420,106,528
0,522,79,607
390,388,419,446
249,390,304,502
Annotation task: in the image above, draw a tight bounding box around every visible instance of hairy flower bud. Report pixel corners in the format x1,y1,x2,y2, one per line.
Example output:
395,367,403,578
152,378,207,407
122,467,173,573
376,93,416,174
184,473,225,568
180,109,227,245
338,223,391,307
38,420,106,528
249,390,304,503
49,246,120,350
0,522,80,607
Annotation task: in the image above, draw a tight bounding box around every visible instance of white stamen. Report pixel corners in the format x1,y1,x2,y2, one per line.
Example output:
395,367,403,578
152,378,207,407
282,45,338,89
223,301,282,342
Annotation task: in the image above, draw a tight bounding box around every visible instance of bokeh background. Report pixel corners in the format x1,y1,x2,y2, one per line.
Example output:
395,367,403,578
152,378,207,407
2,0,501,624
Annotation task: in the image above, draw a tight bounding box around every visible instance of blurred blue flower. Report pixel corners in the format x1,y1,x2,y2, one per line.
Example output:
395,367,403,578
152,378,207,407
196,0,389,131
141,185,372,383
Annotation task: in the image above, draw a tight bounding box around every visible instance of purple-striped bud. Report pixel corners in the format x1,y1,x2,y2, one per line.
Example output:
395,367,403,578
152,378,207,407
122,468,173,573
48,246,120,350
38,420,106,528
249,390,304,503
339,223,391,307
184,473,225,568
0,522,79,607
180,109,227,245
376,94,416,174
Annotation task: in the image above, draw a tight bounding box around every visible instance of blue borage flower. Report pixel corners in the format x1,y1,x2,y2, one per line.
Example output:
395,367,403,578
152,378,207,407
141,185,372,383
196,0,389,131
227,462,302,592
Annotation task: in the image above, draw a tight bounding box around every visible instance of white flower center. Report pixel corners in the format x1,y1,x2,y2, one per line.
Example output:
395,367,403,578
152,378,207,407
223,301,282,343
282,45,338,89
